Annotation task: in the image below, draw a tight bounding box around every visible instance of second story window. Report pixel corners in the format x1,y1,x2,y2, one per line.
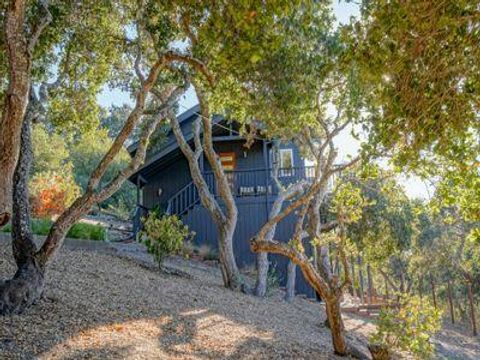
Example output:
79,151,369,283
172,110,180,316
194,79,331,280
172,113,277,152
279,148,294,176
219,152,236,171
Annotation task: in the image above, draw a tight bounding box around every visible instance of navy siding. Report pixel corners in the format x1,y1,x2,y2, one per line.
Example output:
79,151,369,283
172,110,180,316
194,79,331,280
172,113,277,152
142,156,192,210
183,197,316,298
139,137,314,298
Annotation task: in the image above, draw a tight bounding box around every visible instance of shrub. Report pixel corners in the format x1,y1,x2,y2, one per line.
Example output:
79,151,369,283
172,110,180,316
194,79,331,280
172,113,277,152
30,171,80,218
2,218,106,241
369,295,442,359
140,212,194,266
68,222,106,241
266,262,280,296
197,244,219,261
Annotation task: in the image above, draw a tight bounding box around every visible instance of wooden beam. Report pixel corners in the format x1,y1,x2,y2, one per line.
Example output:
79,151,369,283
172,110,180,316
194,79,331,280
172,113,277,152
212,135,244,142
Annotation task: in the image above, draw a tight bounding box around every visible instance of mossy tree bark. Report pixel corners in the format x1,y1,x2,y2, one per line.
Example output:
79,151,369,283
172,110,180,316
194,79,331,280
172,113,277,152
0,0,52,228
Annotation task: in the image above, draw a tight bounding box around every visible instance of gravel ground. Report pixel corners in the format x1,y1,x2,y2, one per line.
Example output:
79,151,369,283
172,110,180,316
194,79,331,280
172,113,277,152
1,240,478,360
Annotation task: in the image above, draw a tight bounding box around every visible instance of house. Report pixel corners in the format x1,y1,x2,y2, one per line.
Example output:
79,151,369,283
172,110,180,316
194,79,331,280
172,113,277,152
128,105,332,298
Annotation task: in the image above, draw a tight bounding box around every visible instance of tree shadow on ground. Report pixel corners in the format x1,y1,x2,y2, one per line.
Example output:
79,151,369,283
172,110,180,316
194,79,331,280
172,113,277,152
0,242,373,359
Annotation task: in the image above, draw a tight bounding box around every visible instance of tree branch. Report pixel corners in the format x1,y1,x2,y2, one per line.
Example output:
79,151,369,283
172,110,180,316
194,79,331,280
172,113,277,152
27,0,52,56
87,55,167,192
251,239,330,297
165,52,215,87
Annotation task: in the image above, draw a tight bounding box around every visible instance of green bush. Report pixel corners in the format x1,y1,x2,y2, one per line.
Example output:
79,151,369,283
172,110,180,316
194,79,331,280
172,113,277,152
2,218,106,241
68,222,106,241
140,212,194,266
370,295,442,359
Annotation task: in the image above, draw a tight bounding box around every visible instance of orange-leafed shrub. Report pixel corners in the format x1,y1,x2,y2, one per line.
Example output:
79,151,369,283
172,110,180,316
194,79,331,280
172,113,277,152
30,171,80,218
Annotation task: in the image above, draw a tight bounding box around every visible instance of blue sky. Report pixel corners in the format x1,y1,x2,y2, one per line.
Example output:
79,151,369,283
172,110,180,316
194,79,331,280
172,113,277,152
97,1,431,199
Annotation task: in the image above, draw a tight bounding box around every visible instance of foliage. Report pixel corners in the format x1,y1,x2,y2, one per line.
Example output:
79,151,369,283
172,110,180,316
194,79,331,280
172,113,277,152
266,262,280,297
69,128,136,217
370,295,442,359
67,222,107,241
29,171,80,218
140,212,194,266
2,218,106,241
350,0,480,167
341,167,415,265
31,123,71,174
30,123,80,217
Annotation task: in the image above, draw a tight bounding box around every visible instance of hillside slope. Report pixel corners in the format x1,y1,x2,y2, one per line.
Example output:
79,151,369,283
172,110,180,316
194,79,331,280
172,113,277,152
1,240,478,359
0,240,374,359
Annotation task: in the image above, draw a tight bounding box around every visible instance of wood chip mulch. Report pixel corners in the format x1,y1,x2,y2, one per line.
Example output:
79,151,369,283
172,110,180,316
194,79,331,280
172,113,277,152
0,241,375,360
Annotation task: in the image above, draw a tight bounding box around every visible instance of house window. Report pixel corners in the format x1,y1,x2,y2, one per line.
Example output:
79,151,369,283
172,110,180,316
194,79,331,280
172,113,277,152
279,148,294,176
219,152,236,193
219,152,236,171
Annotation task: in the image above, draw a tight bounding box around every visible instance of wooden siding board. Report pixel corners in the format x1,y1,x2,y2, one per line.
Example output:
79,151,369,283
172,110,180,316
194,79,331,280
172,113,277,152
137,133,313,298
142,157,192,209
182,198,316,298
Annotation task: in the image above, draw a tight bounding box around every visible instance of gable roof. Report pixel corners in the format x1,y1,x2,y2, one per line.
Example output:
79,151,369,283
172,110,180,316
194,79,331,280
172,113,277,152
128,105,226,185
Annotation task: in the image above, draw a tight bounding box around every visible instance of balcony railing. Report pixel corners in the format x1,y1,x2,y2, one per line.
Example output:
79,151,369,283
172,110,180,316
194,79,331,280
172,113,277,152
135,165,338,236
203,166,319,197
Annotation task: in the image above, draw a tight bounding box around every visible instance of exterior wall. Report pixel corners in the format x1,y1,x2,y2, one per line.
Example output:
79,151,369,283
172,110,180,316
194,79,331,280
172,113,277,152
183,197,316,298
207,140,266,171
142,156,192,210
139,138,315,297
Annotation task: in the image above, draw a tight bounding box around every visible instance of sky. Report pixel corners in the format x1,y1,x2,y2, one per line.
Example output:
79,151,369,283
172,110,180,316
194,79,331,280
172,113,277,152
97,1,431,200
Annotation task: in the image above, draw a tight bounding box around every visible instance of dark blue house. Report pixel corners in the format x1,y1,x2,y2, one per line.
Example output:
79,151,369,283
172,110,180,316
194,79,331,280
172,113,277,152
129,105,321,298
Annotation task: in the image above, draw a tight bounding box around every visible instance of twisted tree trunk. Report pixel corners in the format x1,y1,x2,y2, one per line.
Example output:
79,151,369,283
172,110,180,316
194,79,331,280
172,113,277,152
325,293,347,355
252,239,359,357
168,87,243,291
0,0,31,227
0,0,52,228
0,115,46,314
218,222,242,290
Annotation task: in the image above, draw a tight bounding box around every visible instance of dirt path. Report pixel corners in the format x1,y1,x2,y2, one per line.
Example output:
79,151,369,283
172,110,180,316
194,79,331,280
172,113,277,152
432,322,480,360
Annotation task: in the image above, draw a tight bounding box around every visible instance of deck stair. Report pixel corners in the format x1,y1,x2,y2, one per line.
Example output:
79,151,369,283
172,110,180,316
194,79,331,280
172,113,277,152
166,181,200,216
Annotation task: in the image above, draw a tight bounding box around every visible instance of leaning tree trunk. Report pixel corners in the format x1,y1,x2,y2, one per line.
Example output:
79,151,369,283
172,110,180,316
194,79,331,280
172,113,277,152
0,115,46,314
1,56,178,314
325,293,347,356
467,280,478,336
357,256,365,303
284,260,296,302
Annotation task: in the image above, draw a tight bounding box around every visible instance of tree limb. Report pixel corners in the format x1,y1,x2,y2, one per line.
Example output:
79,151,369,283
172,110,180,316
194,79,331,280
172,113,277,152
27,0,52,56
